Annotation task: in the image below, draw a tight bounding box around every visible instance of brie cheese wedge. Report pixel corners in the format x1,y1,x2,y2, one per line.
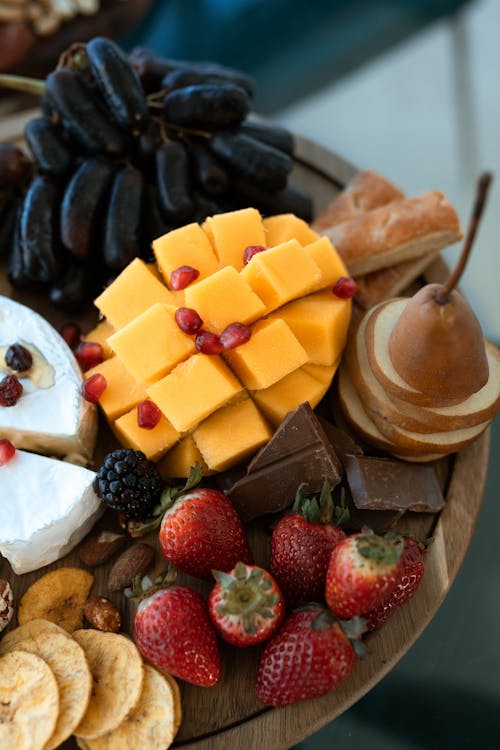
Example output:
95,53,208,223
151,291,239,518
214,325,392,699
0,296,96,459
0,450,103,574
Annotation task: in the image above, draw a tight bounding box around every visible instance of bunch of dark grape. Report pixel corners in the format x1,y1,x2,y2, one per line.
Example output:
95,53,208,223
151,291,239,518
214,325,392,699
0,39,312,311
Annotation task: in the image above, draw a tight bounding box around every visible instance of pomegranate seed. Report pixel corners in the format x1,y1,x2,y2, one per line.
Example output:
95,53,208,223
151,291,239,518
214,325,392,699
170,265,199,291
0,374,23,407
0,439,16,466
332,277,358,299
82,374,107,404
175,307,203,334
137,400,162,429
220,322,251,349
195,330,223,355
59,322,82,350
243,245,267,264
75,341,104,371
5,343,33,372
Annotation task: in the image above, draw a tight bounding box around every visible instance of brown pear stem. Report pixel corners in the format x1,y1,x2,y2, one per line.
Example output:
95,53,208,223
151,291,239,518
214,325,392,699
435,172,493,304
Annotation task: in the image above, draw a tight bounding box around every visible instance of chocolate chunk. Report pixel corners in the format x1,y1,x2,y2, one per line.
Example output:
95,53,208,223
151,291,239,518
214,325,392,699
318,417,364,462
344,454,445,513
228,403,342,522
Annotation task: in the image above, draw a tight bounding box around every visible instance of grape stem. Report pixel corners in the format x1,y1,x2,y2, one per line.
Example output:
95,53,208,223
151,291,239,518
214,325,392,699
0,74,45,97
151,115,212,141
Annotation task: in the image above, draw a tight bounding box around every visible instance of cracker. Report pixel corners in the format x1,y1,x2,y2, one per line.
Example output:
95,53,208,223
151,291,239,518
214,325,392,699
83,664,176,749
18,567,94,633
73,630,144,739
2,630,92,749
0,650,59,749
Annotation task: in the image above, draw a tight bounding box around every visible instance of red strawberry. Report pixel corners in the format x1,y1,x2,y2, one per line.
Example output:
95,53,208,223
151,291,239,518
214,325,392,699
255,604,357,706
158,464,251,579
270,482,347,606
364,537,425,630
134,584,221,687
325,532,404,618
208,562,285,647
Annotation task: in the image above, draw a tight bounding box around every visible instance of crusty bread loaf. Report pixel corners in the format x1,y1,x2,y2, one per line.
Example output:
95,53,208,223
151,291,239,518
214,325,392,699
354,253,440,309
322,190,462,277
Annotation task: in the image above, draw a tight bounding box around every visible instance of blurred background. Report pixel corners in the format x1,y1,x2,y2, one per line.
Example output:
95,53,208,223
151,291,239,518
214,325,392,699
1,0,499,747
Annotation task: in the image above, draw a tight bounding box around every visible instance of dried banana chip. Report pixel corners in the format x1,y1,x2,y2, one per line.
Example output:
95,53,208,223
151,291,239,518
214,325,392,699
0,617,70,653
73,630,144,739
18,567,94,632
0,650,59,749
163,671,183,734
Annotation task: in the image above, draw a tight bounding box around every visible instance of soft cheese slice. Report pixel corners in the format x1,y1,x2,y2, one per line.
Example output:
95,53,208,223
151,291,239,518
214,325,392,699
0,450,103,574
0,296,97,459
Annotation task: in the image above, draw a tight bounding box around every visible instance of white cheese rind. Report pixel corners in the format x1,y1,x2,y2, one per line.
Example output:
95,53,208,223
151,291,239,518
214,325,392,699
0,296,97,459
0,450,103,574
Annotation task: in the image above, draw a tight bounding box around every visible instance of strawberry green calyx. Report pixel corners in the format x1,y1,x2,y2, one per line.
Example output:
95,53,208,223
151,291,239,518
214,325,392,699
308,606,368,658
292,480,349,527
133,462,204,534
129,565,177,601
355,534,404,566
213,563,281,635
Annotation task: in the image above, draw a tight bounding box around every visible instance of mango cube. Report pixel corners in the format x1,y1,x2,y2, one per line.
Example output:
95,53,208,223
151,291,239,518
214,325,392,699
153,222,219,286
203,208,266,270
183,266,266,334
108,303,196,384
146,354,244,433
240,239,322,312
303,361,340,385
85,357,147,420
113,406,179,461
157,436,210,479
193,397,272,471
304,236,349,289
252,366,331,427
94,258,176,329
263,214,319,247
269,290,351,365
224,318,308,390
83,319,115,359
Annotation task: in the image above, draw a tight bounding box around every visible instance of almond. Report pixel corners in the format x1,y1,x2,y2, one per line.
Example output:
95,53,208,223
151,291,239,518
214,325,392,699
84,595,121,633
79,529,127,567
107,542,155,591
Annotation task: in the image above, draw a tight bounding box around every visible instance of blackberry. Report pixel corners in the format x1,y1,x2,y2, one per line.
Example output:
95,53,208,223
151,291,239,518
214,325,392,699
94,448,163,519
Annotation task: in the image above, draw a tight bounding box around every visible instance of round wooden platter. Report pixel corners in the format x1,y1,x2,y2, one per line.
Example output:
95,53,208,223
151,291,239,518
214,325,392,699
0,118,491,749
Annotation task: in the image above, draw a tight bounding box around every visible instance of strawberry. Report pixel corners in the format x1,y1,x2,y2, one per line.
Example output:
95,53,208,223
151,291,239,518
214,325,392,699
364,537,425,630
325,531,404,618
255,604,358,706
134,583,221,687
208,562,285,647
270,482,347,606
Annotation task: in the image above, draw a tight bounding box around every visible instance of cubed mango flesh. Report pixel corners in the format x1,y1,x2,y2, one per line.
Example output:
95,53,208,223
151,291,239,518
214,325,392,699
85,357,147,420
83,319,115,359
157,436,210,479
153,222,219,286
146,354,244,433
203,208,266,271
224,318,308,390
107,303,196,384
193,397,273,471
113,406,179,461
263,214,319,247
240,239,322,313
302,361,340,385
183,266,266,334
251,365,330,427
94,258,177,329
304,236,349,289
269,290,351,365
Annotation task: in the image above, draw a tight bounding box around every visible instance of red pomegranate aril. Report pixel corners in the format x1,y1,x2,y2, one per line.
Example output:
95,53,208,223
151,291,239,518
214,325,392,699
0,439,16,466
0,374,23,407
175,307,203,334
243,245,267,264
82,373,107,404
332,277,358,299
170,265,200,291
5,343,33,372
59,322,82,350
75,341,104,371
220,322,251,349
195,330,223,355
137,400,162,430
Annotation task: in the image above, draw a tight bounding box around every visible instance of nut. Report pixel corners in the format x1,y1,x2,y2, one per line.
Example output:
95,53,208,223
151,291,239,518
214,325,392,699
0,579,14,632
84,595,121,633
79,529,127,567
107,542,155,592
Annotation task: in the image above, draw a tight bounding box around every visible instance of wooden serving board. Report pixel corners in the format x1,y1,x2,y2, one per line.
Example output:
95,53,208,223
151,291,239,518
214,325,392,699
0,113,491,749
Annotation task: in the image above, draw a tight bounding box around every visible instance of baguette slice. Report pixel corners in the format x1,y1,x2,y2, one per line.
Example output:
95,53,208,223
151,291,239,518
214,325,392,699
322,191,462,277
